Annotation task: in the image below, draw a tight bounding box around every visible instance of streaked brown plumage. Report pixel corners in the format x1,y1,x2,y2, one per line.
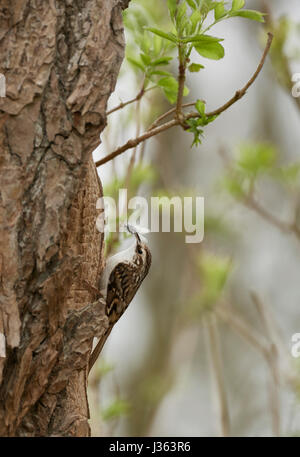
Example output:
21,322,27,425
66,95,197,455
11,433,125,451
88,231,151,372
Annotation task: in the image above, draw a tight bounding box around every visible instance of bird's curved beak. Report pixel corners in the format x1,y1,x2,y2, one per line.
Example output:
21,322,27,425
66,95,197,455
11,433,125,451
126,223,141,242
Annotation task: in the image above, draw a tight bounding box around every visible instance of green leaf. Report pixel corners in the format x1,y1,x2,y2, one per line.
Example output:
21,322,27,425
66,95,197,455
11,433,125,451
140,32,152,54
144,27,178,43
157,77,188,104
273,163,300,186
186,0,197,10
127,56,145,72
194,41,225,60
190,10,202,32
237,143,276,176
157,76,178,103
167,0,177,19
176,2,189,35
195,99,206,115
181,34,224,43
150,57,173,66
176,1,187,26
140,53,151,66
214,2,226,20
197,253,232,308
230,9,265,22
231,0,245,11
157,76,178,91
206,114,218,124
162,90,177,104
186,118,204,146
153,34,163,55
148,70,173,77
188,63,205,72
222,174,245,198
183,85,189,97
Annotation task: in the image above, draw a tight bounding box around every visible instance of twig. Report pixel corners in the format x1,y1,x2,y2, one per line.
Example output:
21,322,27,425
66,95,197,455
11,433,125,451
204,314,230,437
251,293,276,344
251,293,281,437
186,33,273,121
216,305,270,358
148,102,203,131
95,34,273,168
138,137,146,164
95,119,179,167
243,195,300,241
106,84,153,116
218,144,300,242
175,49,186,123
266,348,281,437
261,0,272,27
218,297,283,437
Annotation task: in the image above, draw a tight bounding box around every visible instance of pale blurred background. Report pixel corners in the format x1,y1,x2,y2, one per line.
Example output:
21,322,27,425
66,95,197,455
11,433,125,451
90,0,300,436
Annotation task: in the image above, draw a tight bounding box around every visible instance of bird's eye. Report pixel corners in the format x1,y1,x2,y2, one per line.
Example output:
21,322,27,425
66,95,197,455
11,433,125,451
137,246,143,255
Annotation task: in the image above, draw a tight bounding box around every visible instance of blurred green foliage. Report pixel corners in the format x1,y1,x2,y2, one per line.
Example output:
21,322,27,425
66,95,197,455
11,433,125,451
221,142,300,201
197,252,232,309
95,359,115,378
139,373,173,406
184,252,232,320
237,142,277,178
104,165,157,200
102,399,131,422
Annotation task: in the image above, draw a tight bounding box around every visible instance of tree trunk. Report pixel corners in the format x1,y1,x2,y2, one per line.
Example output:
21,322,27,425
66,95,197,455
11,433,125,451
0,0,129,436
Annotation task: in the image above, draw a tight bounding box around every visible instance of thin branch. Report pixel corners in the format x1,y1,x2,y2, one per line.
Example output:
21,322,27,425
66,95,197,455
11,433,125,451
186,33,274,121
148,102,202,131
251,293,281,437
176,54,186,122
138,136,147,164
204,314,230,437
106,84,153,116
244,196,292,233
243,195,300,241
95,119,179,167
95,34,273,168
218,297,283,437
216,305,270,358
218,143,300,242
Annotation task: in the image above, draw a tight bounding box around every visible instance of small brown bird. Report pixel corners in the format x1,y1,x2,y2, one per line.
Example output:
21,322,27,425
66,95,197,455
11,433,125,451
89,226,152,372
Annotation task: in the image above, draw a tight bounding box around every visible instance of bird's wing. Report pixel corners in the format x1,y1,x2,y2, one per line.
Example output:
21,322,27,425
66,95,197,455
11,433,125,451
89,262,137,373
106,261,138,317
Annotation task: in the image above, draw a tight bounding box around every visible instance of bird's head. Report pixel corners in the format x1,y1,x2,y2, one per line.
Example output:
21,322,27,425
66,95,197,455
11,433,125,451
126,224,152,277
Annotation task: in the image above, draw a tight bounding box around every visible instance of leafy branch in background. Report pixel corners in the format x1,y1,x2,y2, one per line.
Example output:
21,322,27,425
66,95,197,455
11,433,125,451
220,142,300,241
95,0,269,168
181,247,300,436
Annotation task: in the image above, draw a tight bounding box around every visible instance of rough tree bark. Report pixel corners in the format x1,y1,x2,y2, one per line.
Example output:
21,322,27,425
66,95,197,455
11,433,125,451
0,0,129,436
